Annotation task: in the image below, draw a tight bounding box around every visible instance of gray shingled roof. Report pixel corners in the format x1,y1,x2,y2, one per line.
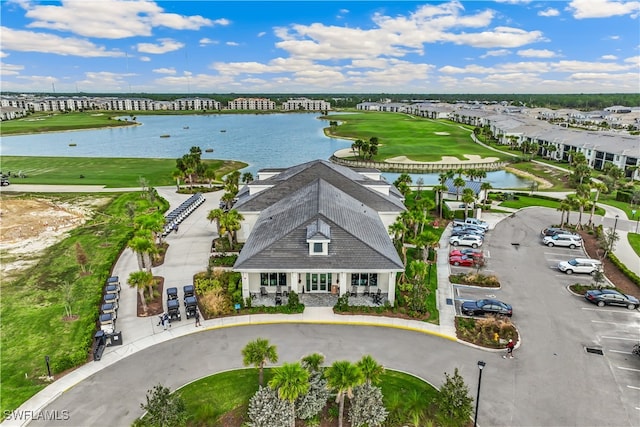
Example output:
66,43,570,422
445,178,482,196
233,159,405,212
234,178,404,271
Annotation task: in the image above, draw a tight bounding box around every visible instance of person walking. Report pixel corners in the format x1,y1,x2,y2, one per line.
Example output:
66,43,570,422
503,339,515,359
195,310,201,327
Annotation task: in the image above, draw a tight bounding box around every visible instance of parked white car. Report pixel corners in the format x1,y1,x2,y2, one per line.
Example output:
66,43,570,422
543,234,582,249
449,234,483,248
558,258,603,275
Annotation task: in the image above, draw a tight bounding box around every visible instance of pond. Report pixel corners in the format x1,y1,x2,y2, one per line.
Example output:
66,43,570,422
0,113,531,188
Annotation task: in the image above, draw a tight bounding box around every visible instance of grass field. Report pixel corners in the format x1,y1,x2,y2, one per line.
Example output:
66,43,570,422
0,192,167,415
628,233,640,257
327,112,510,163
175,368,438,426
0,156,247,187
0,112,136,135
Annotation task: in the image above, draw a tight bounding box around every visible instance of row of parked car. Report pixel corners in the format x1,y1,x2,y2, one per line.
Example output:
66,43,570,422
449,218,488,249
100,276,120,334
162,193,206,237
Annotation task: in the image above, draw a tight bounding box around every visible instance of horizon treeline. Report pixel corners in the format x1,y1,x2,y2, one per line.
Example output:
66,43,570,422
2,92,639,111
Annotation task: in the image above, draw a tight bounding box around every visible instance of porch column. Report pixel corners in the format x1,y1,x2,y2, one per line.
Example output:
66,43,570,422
338,272,347,295
241,272,250,301
387,272,396,304
292,272,299,293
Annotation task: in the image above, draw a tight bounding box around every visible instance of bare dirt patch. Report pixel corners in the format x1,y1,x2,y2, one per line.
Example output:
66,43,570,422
0,195,110,280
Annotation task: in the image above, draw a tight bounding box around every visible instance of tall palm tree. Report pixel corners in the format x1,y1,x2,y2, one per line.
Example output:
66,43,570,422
480,181,493,203
269,362,310,427
128,233,156,272
357,355,384,385
127,270,153,314
221,209,244,246
461,188,475,219
242,338,278,387
324,360,364,427
557,200,571,228
242,172,254,184
171,169,182,191
587,182,607,227
433,184,449,218
203,168,217,188
453,177,466,201
135,212,165,244
207,208,225,236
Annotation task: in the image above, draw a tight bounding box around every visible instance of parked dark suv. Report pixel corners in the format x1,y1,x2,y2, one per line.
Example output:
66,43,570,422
0,177,9,186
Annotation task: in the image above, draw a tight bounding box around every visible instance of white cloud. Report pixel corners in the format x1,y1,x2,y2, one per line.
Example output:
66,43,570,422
538,8,560,17
199,38,218,47
152,67,176,74
257,32,266,38
136,39,184,54
21,0,215,39
139,56,151,62
226,41,240,46
1,26,124,57
0,51,8,58
481,49,511,58
0,62,24,75
517,49,558,58
601,54,618,60
567,0,640,19
444,27,547,48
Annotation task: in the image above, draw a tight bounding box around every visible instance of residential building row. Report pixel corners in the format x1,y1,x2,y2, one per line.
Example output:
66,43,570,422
357,101,640,180
0,95,331,118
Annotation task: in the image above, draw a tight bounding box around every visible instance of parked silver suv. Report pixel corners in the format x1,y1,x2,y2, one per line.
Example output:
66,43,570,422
543,234,582,249
558,258,602,275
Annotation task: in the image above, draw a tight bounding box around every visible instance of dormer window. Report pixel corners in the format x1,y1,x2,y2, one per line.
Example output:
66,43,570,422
306,219,330,256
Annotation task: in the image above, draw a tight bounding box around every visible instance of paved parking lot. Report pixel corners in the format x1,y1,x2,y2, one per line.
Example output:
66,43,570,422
450,207,640,425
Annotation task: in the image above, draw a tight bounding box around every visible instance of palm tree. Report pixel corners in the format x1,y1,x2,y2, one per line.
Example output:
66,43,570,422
269,362,310,427
203,168,217,188
357,355,384,385
587,182,607,227
480,182,493,204
324,360,364,427
242,338,278,387
134,212,165,244
461,188,475,219
128,233,156,272
221,209,244,246
242,172,254,184
453,177,465,201
433,184,449,218
557,199,570,228
127,270,153,314
301,353,325,372
171,169,182,191
207,208,225,236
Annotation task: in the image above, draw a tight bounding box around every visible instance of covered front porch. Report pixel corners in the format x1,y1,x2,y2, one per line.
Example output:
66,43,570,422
239,270,397,307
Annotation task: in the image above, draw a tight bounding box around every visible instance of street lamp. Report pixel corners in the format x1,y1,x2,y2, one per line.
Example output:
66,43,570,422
610,214,619,252
474,360,486,427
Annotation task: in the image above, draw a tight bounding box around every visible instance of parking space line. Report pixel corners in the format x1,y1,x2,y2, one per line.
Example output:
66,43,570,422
628,385,640,391
618,367,640,373
592,320,634,326
582,308,640,315
609,349,633,355
602,336,639,341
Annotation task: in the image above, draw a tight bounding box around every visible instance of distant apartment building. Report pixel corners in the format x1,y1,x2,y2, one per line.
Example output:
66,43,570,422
228,97,276,110
172,97,221,111
281,98,331,111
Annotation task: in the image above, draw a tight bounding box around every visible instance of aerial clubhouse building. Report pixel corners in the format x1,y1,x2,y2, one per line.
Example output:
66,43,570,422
232,160,406,305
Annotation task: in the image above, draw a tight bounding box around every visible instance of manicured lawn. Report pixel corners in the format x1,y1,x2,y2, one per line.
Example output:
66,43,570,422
0,156,246,188
327,112,510,162
0,192,167,415
505,161,570,191
497,194,605,216
0,112,135,135
599,196,639,220
628,233,640,257
175,368,438,426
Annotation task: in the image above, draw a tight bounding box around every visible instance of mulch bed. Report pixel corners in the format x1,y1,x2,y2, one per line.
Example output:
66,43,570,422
578,231,640,298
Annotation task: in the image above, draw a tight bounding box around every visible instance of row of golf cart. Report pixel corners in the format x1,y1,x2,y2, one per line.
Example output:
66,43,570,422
165,284,199,322
94,276,123,361
162,192,206,237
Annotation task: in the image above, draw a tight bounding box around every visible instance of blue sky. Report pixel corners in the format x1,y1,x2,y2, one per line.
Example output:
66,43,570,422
1,0,639,94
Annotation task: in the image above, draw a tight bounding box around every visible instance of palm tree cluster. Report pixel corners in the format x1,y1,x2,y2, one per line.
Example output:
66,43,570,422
243,338,387,427
351,136,379,160
171,146,219,189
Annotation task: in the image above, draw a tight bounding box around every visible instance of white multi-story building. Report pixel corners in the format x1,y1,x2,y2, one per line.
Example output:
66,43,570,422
281,98,331,111
228,97,276,110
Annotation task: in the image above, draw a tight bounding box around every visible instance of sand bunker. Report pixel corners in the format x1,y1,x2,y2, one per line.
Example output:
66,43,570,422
384,154,500,165
434,132,450,135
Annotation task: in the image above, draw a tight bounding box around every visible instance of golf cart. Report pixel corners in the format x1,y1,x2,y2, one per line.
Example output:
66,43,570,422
185,296,198,319
167,298,181,321
106,276,120,286
183,284,195,299
104,284,120,295
99,313,116,334
166,287,178,300
103,293,119,310
100,303,117,319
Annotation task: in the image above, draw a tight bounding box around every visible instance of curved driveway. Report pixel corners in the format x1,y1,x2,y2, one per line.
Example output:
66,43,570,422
3,186,638,427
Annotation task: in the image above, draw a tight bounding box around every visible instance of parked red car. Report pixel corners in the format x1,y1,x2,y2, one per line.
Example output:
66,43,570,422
449,249,483,259
449,255,476,267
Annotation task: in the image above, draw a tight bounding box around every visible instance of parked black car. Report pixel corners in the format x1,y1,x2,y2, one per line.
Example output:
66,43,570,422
461,299,513,317
584,289,638,310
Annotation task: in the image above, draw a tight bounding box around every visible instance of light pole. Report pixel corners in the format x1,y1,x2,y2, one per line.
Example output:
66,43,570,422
474,360,486,427
45,355,52,378
610,214,619,252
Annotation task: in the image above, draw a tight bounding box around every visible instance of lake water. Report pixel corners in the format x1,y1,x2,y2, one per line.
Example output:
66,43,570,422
0,113,530,188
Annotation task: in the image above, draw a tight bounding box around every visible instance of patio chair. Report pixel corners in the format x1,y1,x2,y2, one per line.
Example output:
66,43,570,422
260,286,268,297
373,288,382,304
350,285,357,297
363,286,370,296
276,286,283,297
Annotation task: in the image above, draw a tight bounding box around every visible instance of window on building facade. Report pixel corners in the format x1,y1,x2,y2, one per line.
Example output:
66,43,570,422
313,242,323,253
350,273,378,287
260,273,287,287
